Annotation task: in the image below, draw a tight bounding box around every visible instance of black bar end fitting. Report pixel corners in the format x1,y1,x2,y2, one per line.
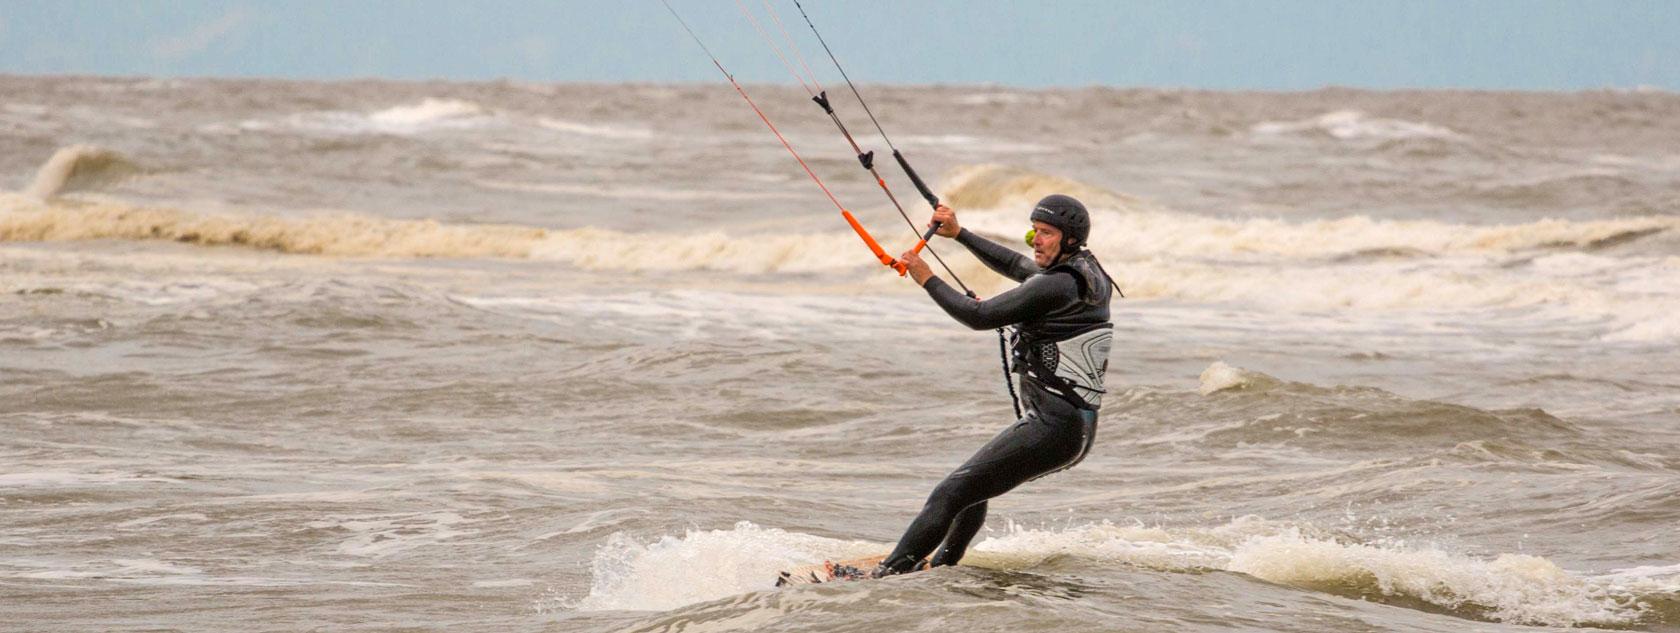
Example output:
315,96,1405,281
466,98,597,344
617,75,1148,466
892,149,940,208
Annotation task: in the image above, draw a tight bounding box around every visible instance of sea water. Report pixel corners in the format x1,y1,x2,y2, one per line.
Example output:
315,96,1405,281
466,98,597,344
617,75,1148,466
3,76,1679,631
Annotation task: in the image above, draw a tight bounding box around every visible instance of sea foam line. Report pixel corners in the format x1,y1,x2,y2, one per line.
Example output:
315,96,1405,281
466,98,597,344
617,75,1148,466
567,519,1675,627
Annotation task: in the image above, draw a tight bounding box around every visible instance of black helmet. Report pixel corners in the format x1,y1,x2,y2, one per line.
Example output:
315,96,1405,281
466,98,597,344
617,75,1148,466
1029,194,1090,251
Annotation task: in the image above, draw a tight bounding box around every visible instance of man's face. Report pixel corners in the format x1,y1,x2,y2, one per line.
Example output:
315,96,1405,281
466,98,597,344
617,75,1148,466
1031,221,1062,268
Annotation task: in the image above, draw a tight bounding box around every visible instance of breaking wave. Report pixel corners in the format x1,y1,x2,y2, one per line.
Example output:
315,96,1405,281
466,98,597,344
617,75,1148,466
979,519,1675,628
947,164,1677,259
1197,361,1280,395
6,162,1677,339
25,145,143,198
0,194,882,273
0,193,545,258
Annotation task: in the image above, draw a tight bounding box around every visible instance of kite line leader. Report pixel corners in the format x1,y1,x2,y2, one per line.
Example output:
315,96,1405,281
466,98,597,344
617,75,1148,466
790,0,1027,416
735,0,971,293
661,0,907,276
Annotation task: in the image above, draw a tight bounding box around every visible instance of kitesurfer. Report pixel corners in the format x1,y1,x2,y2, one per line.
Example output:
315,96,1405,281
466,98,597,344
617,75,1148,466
875,194,1116,576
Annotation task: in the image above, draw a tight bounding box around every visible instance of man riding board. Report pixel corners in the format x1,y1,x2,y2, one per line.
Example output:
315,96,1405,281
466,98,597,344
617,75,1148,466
876,194,1117,577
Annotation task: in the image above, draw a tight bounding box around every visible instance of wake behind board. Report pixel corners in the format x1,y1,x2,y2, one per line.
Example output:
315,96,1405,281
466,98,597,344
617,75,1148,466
773,554,928,587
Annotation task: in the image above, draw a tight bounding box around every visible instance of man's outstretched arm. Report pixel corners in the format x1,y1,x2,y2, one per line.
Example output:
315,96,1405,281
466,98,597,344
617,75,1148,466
920,273,1076,331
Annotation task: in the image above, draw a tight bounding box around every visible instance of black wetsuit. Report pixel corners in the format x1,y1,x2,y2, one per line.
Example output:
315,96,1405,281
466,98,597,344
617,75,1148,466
879,228,1114,573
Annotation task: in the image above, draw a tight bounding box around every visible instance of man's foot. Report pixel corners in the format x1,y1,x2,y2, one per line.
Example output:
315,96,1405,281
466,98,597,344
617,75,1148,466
869,555,930,579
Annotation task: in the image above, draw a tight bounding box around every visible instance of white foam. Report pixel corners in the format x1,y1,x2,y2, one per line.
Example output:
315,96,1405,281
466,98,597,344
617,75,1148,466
367,98,486,127
570,518,1665,626
1251,110,1462,141
536,117,654,140
242,98,494,135
570,521,881,611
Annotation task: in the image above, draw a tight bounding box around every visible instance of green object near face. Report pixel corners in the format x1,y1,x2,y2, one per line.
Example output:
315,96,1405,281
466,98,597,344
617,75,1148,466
1024,228,1036,247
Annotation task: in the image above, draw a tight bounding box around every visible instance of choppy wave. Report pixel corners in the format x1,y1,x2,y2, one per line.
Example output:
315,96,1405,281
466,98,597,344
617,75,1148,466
571,519,1678,627
1175,362,1585,451
25,145,143,198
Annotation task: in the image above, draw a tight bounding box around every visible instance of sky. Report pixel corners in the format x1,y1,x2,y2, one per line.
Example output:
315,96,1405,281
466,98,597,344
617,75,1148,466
1,1,1677,90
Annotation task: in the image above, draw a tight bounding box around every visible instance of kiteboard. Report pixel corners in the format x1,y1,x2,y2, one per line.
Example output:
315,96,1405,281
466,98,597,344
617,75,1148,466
773,554,928,587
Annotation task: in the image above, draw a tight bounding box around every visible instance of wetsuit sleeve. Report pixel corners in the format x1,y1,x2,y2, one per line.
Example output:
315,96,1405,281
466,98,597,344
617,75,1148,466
955,228,1037,282
922,273,1078,331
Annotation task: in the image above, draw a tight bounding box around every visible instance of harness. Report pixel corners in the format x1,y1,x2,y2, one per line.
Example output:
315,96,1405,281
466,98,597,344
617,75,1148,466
1012,324,1113,411
996,251,1116,415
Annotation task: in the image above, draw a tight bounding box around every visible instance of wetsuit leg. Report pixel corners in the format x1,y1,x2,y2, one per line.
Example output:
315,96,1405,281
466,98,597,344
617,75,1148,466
877,407,1092,574
930,501,986,567
931,410,1096,567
